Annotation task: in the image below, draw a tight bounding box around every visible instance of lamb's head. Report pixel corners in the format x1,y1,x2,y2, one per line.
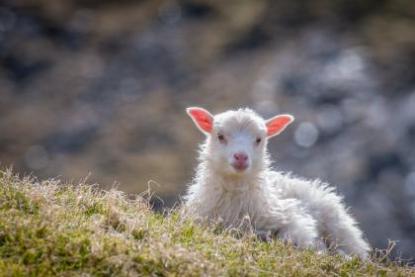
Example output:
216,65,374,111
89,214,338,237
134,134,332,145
187,107,294,177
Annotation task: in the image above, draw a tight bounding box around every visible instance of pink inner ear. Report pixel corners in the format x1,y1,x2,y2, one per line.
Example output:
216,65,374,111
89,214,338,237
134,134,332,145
266,115,294,137
188,108,213,133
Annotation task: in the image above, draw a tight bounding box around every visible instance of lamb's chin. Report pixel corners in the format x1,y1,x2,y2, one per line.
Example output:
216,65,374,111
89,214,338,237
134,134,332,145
210,166,246,178
223,168,253,179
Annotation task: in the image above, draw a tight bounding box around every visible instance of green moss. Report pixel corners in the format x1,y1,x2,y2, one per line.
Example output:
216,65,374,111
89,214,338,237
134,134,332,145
132,228,147,240
0,170,412,276
0,184,39,214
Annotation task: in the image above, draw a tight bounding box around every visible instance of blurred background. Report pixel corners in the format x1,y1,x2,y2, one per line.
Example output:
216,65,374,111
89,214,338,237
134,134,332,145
1,0,415,261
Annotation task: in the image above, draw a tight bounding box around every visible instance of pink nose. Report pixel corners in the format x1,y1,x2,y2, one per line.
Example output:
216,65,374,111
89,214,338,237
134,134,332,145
232,152,249,171
233,153,248,162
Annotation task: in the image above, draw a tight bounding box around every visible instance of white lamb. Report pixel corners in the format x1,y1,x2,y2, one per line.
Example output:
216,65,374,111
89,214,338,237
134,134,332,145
183,107,370,259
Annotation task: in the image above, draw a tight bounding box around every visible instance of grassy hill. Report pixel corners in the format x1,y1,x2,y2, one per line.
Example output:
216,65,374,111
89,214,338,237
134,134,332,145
0,169,412,276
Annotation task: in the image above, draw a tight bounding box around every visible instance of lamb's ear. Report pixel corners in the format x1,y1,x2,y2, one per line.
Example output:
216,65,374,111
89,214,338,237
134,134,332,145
186,107,214,134
266,114,294,138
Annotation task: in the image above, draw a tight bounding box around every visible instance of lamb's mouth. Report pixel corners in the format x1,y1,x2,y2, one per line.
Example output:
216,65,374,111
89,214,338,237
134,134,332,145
232,163,249,172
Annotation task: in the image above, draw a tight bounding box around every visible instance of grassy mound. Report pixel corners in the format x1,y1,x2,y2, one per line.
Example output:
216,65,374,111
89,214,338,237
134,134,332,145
0,169,412,276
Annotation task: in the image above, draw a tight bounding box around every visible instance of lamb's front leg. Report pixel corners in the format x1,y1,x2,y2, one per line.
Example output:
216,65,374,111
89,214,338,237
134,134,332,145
257,199,319,249
277,211,319,249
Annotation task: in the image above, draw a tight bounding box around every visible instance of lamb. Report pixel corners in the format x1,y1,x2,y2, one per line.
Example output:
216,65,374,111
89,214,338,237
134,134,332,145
183,107,370,259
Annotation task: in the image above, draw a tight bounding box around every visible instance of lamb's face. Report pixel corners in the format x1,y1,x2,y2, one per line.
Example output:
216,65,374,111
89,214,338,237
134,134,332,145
187,107,294,177
208,110,268,175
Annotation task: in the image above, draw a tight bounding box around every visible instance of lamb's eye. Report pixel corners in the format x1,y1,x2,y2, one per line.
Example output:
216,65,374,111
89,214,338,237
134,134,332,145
218,134,225,142
256,137,262,145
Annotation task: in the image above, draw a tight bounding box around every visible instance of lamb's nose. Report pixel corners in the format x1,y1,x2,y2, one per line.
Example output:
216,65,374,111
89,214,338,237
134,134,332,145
233,152,248,162
232,152,249,171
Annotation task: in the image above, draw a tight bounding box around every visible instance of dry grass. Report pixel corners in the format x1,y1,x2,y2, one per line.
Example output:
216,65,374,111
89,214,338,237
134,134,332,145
0,169,413,276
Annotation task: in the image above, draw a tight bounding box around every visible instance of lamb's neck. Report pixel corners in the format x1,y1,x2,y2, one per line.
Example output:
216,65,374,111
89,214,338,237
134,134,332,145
191,161,273,226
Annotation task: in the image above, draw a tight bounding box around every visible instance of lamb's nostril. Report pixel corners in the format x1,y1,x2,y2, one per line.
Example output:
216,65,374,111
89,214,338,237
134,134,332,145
234,153,248,162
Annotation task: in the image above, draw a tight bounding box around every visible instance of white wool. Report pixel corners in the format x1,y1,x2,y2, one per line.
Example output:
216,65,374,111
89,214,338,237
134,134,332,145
184,108,370,259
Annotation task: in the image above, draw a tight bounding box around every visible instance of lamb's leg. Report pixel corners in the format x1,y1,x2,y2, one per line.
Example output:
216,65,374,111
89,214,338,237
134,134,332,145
257,199,319,249
277,211,319,249
323,207,370,259
278,177,370,259
303,194,370,259
286,195,370,258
